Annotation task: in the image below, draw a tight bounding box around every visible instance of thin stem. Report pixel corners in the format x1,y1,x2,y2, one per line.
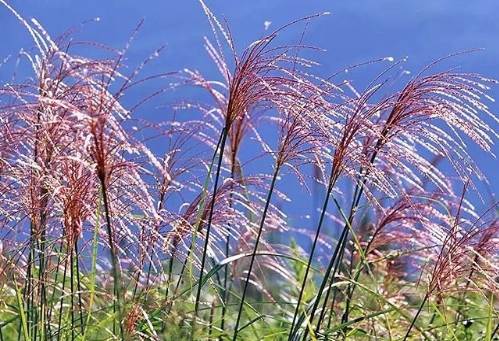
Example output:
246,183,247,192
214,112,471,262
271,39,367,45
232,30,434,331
492,322,499,338
23,232,34,340
288,166,336,339
312,151,381,335
221,160,238,333
134,184,168,301
169,127,225,311
38,223,47,341
318,231,349,329
208,301,216,340
220,231,230,333
339,238,357,325
299,224,348,341
57,254,68,341
403,292,429,340
74,240,85,335
339,228,378,326
455,253,479,323
192,127,228,338
165,256,174,302
232,166,280,341
132,236,147,301
99,178,124,338
315,229,348,335
46,235,64,335
326,288,337,331
70,244,75,341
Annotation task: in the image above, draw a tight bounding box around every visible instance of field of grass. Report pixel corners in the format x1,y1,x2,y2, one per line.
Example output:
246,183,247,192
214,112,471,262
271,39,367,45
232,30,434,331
0,1,498,340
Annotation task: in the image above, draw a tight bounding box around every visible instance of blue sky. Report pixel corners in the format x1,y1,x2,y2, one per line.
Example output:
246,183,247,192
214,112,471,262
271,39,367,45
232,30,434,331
1,0,498,204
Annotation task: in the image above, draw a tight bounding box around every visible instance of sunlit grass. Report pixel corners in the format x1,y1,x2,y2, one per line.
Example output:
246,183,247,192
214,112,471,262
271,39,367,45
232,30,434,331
0,1,497,340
